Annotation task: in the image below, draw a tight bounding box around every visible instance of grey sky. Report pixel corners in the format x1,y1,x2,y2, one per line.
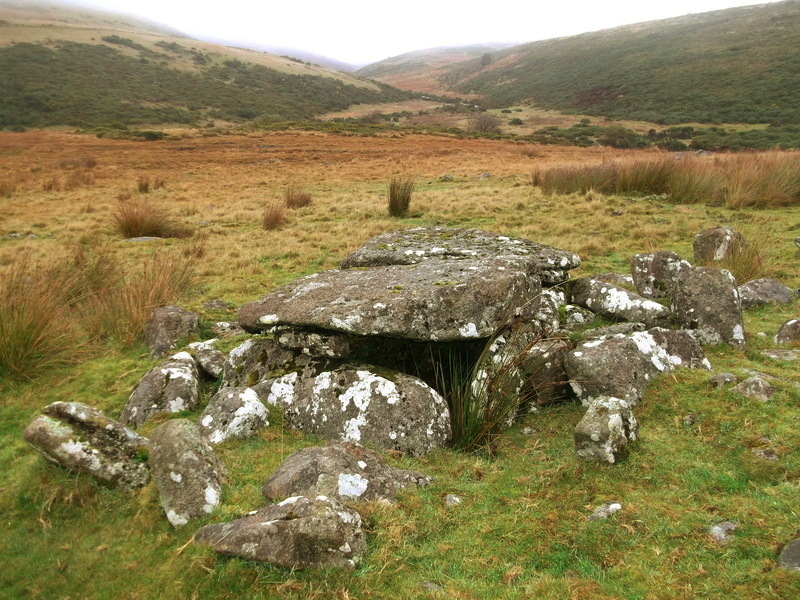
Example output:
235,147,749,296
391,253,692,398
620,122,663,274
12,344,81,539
73,0,782,65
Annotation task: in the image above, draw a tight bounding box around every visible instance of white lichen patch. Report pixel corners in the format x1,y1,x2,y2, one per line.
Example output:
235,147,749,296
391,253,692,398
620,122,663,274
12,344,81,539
170,471,183,483
337,473,369,498
267,372,299,406
167,397,186,413
459,322,479,338
343,414,368,443
201,414,213,427
258,314,280,325
166,509,189,527
203,485,221,513
229,339,255,362
732,324,745,341
278,496,302,506
330,315,363,332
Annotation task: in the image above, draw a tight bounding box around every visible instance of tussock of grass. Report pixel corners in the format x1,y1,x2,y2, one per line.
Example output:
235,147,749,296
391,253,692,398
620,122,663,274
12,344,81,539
532,151,800,209
387,174,415,217
262,200,286,230
112,199,189,238
284,184,312,208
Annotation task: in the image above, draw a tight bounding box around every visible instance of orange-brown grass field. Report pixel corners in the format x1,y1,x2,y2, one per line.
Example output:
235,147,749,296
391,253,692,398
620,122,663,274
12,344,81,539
1,129,799,600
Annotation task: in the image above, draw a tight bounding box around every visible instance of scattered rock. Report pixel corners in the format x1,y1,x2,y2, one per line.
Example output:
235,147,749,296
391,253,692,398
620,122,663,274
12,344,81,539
193,495,364,569
23,402,149,490
571,278,672,328
522,427,535,435
145,306,200,358
420,581,445,592
591,272,635,289
751,448,778,461
338,227,581,286
477,172,491,179
149,419,227,527
709,520,737,544
631,251,691,299
574,397,638,464
534,288,565,335
693,226,745,263
709,372,738,388
187,339,225,379
778,539,800,571
120,352,201,429
682,414,695,426
202,299,234,311
774,319,800,345
762,349,799,362
795,237,800,250
262,442,431,504
732,377,774,402
738,278,794,309
122,236,163,243
263,363,451,456
439,174,454,182
563,304,595,330
211,321,246,338
672,266,746,350
588,502,622,520
445,494,462,507
199,387,269,445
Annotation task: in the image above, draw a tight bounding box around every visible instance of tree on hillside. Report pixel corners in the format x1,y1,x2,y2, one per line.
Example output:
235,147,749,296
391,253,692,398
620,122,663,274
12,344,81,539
468,113,502,133
480,52,492,67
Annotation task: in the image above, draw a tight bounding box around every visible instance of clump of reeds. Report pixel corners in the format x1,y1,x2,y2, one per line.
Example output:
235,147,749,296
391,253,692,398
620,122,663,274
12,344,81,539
262,200,286,230
387,174,415,217
112,199,189,238
284,184,313,208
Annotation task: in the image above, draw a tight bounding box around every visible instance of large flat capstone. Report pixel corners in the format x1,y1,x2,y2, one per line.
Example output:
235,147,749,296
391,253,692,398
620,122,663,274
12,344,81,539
239,258,542,341
339,227,581,286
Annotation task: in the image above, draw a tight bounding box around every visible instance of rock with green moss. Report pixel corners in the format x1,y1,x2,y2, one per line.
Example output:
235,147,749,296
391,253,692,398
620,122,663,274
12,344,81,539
221,338,304,388
631,251,691,299
24,402,149,490
193,495,364,569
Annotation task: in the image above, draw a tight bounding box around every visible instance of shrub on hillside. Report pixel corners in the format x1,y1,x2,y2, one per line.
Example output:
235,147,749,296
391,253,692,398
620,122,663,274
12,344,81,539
468,113,502,134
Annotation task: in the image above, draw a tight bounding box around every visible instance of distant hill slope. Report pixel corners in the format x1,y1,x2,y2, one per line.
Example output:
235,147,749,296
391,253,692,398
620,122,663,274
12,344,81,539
361,1,800,125
0,1,410,128
356,44,512,96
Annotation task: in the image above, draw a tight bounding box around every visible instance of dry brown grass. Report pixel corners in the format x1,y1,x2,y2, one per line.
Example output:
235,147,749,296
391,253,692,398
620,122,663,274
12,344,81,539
284,184,312,208
112,199,189,238
262,200,286,230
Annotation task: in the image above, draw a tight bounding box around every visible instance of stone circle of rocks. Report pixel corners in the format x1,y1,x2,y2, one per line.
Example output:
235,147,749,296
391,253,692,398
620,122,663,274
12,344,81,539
22,225,796,570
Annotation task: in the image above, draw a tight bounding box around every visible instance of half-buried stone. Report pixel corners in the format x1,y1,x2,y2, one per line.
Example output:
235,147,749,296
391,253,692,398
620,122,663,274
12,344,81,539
262,441,432,504
261,363,450,456
571,278,672,328
338,226,581,286
24,402,149,490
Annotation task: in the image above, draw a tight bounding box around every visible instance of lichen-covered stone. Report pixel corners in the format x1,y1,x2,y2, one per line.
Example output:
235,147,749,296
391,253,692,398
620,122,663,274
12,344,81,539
274,327,350,359
775,319,800,345
187,339,225,379
24,402,149,490
339,227,581,286
563,304,596,330
693,226,746,263
221,338,302,388
238,259,542,342
525,339,571,407
193,495,364,570
738,278,794,309
145,306,199,358
778,539,800,572
262,363,450,456
583,322,646,339
631,251,691,299
574,397,638,464
673,267,746,349
262,442,431,504
566,329,709,406
149,419,227,527
592,272,635,289
120,352,201,429
199,387,269,445
709,372,738,388
732,377,774,402
571,278,672,328
762,349,799,362
211,321,246,338
533,289,565,335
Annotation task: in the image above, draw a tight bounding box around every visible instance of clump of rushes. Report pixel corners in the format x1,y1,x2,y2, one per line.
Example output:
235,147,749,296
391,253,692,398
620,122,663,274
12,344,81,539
284,184,312,208
262,200,286,230
387,174,415,217
112,199,189,238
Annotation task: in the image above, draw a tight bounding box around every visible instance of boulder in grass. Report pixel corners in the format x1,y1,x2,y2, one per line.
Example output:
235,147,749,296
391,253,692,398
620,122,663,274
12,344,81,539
732,377,774,402
775,319,800,345
672,267,746,350
145,306,199,358
631,251,691,299
738,278,794,309
149,419,227,527
199,387,269,445
778,539,800,572
24,402,149,490
263,363,451,456
262,442,431,504
120,352,200,429
221,338,303,388
193,495,364,570
571,278,672,328
693,226,746,263
574,397,638,464
187,339,225,379
563,304,596,330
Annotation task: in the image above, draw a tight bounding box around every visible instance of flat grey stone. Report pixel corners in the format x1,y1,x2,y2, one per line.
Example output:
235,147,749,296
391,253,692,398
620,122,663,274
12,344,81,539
571,278,672,328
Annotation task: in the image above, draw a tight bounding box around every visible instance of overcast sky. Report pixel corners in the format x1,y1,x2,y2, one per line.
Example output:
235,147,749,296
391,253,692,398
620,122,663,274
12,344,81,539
73,0,781,65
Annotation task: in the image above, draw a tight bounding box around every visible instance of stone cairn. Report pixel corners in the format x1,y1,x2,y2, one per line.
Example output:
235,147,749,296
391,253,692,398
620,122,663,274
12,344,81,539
23,225,797,570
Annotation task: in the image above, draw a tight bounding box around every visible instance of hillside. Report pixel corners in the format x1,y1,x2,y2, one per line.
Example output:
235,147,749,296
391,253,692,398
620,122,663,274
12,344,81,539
362,1,800,125
0,1,410,128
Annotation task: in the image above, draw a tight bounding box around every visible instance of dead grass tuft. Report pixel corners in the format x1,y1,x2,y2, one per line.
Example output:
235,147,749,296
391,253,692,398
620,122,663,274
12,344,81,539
387,174,415,217
112,199,190,239
284,184,313,208
262,201,286,230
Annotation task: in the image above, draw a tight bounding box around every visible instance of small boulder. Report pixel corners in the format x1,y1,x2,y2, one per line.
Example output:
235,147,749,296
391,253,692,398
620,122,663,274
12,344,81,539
762,349,799,362
592,272,635,289
445,494,463,507
709,372,738,388
262,442,431,504
149,419,227,527
193,495,365,570
631,251,691,299
222,338,302,388
24,402,149,490
709,521,737,544
774,319,800,345
588,502,623,521
571,278,672,328
211,321,246,338
187,339,225,379
738,278,794,309
732,377,774,402
693,226,746,263
199,387,269,445
263,363,451,456
778,539,800,572
120,352,201,429
563,304,595,330
672,267,746,350
145,306,199,358
574,397,638,464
